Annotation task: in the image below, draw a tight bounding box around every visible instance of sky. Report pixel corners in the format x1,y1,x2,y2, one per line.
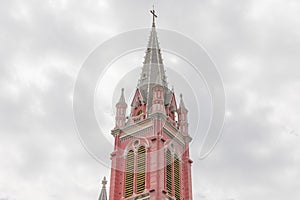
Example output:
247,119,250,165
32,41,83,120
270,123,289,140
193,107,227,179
1,0,300,200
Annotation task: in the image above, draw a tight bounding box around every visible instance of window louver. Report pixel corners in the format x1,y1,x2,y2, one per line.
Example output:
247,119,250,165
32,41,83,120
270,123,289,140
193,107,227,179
174,156,180,200
166,149,173,195
125,150,134,197
136,146,146,194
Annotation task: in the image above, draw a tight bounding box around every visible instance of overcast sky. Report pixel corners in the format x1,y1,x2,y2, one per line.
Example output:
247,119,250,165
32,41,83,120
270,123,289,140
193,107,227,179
1,0,300,200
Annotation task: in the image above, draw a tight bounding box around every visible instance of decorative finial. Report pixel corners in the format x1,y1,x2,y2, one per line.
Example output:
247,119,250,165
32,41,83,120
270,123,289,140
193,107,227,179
150,5,157,27
180,93,183,99
121,88,124,93
102,176,107,188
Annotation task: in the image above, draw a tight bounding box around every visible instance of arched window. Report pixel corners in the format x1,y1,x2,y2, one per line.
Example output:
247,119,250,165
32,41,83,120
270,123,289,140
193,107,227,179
125,150,134,197
166,149,173,194
174,155,181,200
136,146,146,194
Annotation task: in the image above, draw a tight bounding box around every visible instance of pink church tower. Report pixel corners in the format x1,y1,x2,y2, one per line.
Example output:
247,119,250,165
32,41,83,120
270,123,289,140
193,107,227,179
107,8,193,200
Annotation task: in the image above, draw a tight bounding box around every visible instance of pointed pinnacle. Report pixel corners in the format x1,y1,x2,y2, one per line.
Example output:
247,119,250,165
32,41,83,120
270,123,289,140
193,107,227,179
179,93,187,111
118,88,125,103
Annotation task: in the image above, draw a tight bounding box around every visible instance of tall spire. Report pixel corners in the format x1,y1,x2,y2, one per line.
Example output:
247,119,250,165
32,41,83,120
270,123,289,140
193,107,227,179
138,7,168,109
98,177,108,200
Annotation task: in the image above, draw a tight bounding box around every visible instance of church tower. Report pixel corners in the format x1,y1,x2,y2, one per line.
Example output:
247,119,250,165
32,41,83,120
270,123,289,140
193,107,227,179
108,9,193,200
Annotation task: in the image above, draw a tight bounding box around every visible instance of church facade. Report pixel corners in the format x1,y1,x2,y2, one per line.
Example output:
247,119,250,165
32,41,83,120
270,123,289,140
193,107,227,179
98,9,193,200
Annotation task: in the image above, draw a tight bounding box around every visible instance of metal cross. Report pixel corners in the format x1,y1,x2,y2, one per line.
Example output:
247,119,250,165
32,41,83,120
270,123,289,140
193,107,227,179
150,6,157,26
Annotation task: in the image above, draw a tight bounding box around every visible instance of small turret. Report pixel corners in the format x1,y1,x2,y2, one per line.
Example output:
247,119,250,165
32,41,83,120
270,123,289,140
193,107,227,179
115,88,127,129
178,94,189,135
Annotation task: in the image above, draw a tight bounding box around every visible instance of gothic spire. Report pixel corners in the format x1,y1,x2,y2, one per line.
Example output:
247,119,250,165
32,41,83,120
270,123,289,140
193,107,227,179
138,8,168,105
98,177,108,200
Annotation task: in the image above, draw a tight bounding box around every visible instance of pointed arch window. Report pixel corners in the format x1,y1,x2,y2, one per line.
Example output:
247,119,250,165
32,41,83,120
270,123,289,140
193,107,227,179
165,150,181,199
136,146,146,194
166,149,173,194
125,150,134,197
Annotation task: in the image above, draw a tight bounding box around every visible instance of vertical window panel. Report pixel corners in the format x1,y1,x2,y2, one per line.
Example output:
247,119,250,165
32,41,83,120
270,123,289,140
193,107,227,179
136,146,146,194
166,149,173,195
125,150,134,197
174,155,181,200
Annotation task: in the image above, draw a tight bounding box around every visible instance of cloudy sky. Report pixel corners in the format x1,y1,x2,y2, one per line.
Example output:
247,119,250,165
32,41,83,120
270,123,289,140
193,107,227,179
1,0,300,200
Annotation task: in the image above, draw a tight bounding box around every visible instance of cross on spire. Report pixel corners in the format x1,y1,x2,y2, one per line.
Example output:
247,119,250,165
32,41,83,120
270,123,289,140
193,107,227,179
150,5,157,27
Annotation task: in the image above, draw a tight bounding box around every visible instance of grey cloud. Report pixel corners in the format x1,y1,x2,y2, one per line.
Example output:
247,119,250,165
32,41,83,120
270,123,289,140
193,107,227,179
1,0,300,200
